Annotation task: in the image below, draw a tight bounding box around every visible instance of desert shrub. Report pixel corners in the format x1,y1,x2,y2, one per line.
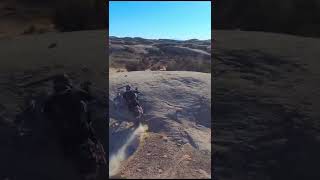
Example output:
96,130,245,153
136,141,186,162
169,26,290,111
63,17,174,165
124,57,155,71
53,0,106,31
197,61,212,73
165,56,211,73
23,25,36,34
125,61,140,71
165,60,178,71
140,57,152,69
214,0,320,37
23,25,49,35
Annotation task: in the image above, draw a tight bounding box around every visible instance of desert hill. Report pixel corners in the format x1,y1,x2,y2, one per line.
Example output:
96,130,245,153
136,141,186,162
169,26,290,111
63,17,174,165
109,36,211,73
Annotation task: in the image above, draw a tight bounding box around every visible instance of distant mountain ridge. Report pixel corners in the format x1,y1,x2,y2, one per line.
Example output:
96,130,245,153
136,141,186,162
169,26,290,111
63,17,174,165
109,36,211,42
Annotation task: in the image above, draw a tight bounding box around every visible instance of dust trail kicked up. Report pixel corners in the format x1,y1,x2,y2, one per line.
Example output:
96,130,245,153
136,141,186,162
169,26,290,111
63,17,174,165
109,124,148,177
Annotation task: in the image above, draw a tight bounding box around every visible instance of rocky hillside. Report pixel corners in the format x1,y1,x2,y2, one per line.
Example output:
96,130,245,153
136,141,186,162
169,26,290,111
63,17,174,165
109,71,211,179
109,37,211,73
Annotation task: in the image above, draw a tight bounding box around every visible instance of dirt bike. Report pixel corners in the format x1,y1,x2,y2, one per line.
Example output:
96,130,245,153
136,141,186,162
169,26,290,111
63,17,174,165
114,86,145,126
127,100,144,123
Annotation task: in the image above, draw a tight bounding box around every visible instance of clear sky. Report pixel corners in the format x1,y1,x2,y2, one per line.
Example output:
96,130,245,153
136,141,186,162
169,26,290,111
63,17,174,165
109,1,211,40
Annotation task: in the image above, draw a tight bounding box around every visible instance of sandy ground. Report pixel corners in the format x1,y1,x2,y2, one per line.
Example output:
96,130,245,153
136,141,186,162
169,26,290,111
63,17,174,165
109,71,211,179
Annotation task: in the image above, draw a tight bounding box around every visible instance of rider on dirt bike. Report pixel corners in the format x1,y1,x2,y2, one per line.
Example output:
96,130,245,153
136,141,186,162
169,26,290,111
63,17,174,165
122,85,140,104
121,85,144,126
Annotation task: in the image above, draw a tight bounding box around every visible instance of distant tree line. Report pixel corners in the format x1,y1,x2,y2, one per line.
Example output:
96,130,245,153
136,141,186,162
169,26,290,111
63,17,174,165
214,0,320,37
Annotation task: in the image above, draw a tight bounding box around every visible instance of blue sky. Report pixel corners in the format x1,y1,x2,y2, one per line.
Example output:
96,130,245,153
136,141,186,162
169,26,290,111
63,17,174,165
109,1,211,40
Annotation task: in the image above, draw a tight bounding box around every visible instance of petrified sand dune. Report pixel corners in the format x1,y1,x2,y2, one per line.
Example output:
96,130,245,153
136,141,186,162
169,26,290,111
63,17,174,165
109,71,211,179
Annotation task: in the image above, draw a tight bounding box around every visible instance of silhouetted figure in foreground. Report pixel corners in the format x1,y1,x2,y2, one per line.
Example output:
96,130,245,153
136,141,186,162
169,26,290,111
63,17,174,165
43,74,106,180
